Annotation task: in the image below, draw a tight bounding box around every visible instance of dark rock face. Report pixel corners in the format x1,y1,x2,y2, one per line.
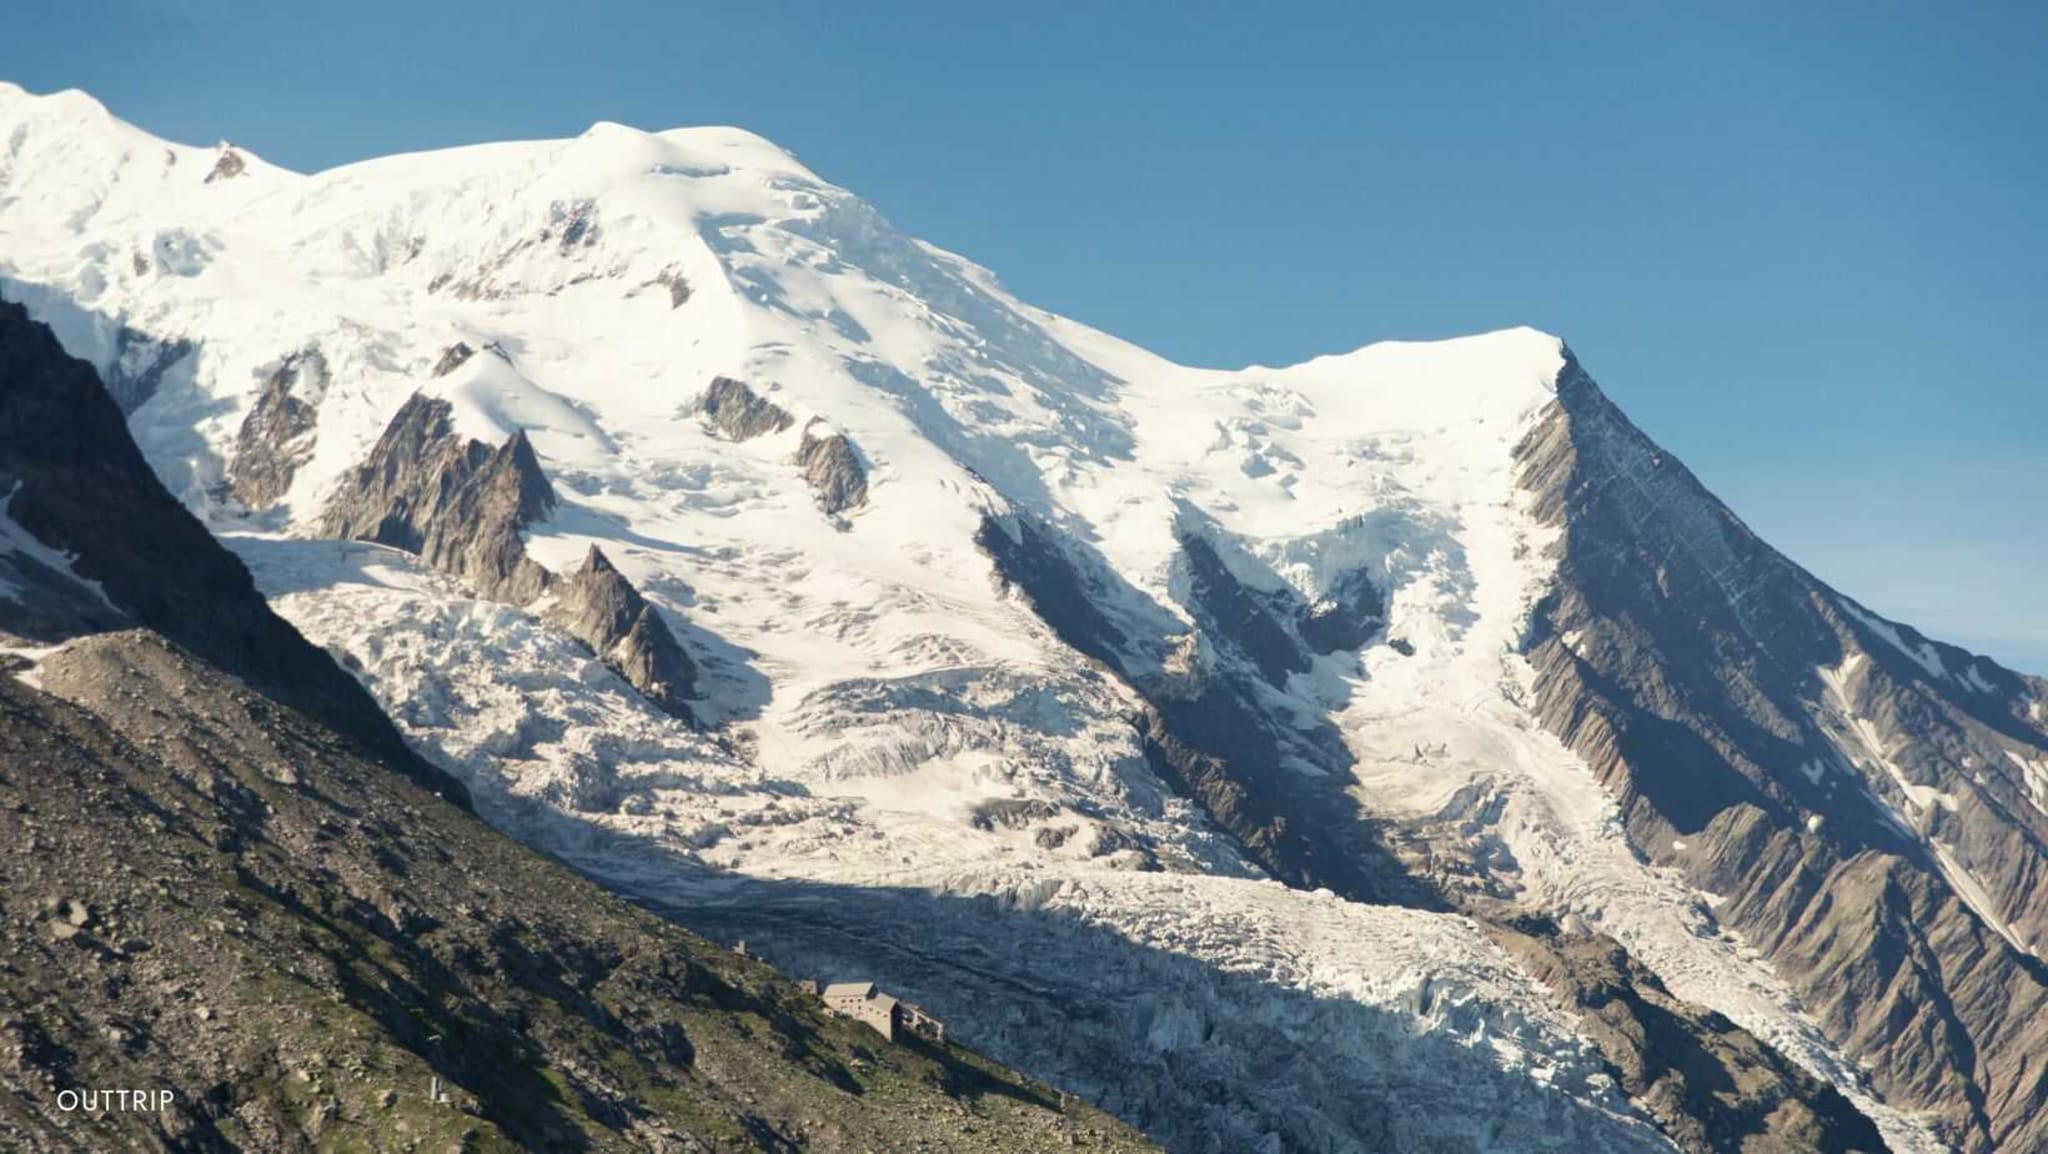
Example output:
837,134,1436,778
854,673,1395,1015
1299,568,1386,654
1490,920,1889,1154
1172,508,1384,676
974,514,1128,667
103,327,193,415
976,512,1422,906
699,376,793,441
796,422,868,514
1130,696,1398,899
318,394,555,605
429,341,474,377
227,347,327,508
0,541,127,643
545,545,698,721
1516,352,2048,1153
320,397,697,720
1173,529,1308,687
0,298,459,802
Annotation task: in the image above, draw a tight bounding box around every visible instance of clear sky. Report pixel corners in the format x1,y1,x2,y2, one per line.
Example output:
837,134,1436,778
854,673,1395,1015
6,1,2045,671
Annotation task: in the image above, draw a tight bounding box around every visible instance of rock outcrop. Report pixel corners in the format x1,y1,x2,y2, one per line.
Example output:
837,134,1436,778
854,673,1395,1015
429,340,474,377
796,420,868,514
202,143,245,183
320,395,697,720
227,346,327,508
1490,918,1889,1154
1174,528,1310,688
1298,568,1387,654
656,267,691,308
699,376,793,440
318,394,555,604
545,545,698,719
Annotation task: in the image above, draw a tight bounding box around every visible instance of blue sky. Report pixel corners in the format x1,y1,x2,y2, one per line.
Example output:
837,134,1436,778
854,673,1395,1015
6,1,2045,671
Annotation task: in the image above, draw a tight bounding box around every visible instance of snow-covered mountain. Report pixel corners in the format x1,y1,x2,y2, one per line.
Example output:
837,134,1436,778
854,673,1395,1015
5,80,2045,1152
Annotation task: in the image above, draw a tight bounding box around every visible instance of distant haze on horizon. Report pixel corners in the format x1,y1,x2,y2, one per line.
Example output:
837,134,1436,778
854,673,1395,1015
4,1,2043,673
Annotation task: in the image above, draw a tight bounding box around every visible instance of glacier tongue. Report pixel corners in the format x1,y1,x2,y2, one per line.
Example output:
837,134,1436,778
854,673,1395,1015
231,536,1673,1154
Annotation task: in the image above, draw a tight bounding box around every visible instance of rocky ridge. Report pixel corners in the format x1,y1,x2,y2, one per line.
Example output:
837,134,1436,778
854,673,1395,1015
1515,353,2048,1152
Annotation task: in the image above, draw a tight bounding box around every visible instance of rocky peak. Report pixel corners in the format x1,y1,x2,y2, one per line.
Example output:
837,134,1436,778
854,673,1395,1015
1515,351,2048,1153
319,394,555,604
492,429,558,526
544,544,697,721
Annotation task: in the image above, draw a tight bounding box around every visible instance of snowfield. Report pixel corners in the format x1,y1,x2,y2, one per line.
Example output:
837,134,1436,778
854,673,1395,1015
1,80,1946,1151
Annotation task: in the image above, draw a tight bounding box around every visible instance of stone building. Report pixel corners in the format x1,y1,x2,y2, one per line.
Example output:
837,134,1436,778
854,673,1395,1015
899,1001,946,1043
819,981,949,1044
822,981,899,1041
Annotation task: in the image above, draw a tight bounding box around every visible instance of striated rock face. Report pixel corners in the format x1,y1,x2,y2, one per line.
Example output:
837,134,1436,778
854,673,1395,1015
1490,919,1888,1154
1516,352,2048,1153
545,545,697,721
228,346,328,508
796,421,868,514
699,375,793,440
318,394,555,604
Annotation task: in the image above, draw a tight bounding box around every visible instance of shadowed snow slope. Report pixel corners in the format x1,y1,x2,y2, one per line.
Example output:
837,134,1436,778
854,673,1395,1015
12,79,2042,1152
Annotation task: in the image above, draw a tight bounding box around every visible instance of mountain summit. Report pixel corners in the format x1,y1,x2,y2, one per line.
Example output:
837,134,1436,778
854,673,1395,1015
5,82,2046,1153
